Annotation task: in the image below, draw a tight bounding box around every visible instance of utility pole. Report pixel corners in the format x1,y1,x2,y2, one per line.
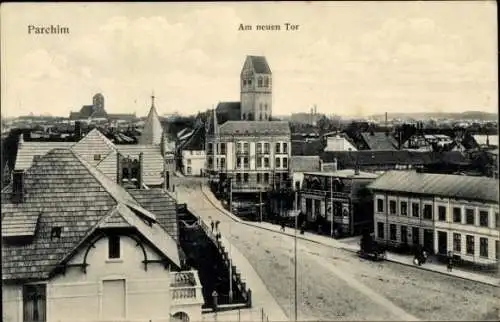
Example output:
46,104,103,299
259,189,263,222
294,189,298,322
330,176,334,237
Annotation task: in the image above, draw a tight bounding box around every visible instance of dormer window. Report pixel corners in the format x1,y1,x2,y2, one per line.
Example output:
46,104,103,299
94,154,101,161
258,77,263,87
108,235,121,259
51,227,62,239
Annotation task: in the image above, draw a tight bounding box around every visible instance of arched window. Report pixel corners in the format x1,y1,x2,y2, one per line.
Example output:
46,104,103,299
258,77,263,87
171,311,190,322
264,77,269,87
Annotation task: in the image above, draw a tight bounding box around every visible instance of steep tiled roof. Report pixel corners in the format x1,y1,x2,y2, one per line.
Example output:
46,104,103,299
368,171,499,203
79,105,94,118
139,105,163,145
129,189,178,241
290,156,321,172
15,141,75,170
248,56,272,74
14,129,165,186
360,132,398,150
181,126,205,151
1,148,180,281
219,121,290,136
216,102,241,124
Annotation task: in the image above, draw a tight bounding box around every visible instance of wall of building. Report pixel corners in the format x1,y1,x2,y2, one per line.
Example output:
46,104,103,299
2,284,21,322
182,150,206,176
324,136,357,152
374,191,499,264
46,235,173,322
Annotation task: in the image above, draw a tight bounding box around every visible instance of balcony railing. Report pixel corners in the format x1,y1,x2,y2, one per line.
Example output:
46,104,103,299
170,271,203,305
301,188,349,200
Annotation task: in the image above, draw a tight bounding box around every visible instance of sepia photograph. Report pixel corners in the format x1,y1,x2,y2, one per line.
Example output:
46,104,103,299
1,1,498,322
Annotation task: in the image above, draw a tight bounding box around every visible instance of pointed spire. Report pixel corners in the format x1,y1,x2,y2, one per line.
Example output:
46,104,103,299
151,90,156,108
139,93,163,145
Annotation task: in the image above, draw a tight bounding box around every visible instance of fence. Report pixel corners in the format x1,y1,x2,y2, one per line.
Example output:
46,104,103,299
198,217,252,308
201,307,270,322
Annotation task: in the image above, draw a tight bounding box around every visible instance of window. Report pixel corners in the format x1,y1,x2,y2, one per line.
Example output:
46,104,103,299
466,235,474,255
390,224,397,241
23,284,46,322
283,157,288,168
264,143,270,154
275,157,281,168
257,173,261,183
496,240,499,260
389,200,397,215
243,173,249,183
412,227,420,245
243,157,249,169
423,204,432,220
283,143,288,153
479,211,489,227
243,142,250,154
453,233,461,252
264,157,270,168
453,207,461,223
480,238,488,258
257,143,263,154
94,154,101,161
220,158,226,170
264,77,269,87
377,222,384,239
258,76,263,87
259,113,263,121
400,201,408,216
265,103,268,111
187,159,192,165
220,143,226,155
207,143,213,154
257,158,262,168
216,144,220,155
108,235,120,259
236,158,242,169
412,203,419,217
465,209,474,225
187,166,192,174
51,227,62,239
496,212,500,228
376,199,384,213
248,79,252,86
438,206,446,221
236,173,241,183
243,80,247,86
207,157,213,169
275,143,281,153
264,173,269,183
401,225,408,244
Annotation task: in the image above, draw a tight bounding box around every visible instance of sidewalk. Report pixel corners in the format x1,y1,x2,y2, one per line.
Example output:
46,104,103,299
200,185,500,288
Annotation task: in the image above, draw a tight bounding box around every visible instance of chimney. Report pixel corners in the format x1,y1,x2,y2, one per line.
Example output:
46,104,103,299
385,112,388,129
12,170,25,203
138,152,144,189
310,107,314,125
332,157,338,172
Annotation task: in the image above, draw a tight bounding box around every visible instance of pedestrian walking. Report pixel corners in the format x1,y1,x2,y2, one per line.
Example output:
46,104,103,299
280,220,286,232
211,220,214,233
215,220,220,232
447,252,453,272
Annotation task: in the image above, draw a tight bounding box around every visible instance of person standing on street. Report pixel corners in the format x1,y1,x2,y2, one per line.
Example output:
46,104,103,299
215,220,220,232
447,252,454,272
211,220,215,233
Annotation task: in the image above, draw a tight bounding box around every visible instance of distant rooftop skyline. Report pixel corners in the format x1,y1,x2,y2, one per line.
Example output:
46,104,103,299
1,2,497,118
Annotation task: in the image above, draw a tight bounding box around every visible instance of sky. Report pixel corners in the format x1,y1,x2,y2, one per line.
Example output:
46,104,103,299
1,1,498,118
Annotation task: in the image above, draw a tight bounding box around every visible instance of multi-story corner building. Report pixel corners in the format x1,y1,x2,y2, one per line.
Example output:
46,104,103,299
369,171,499,266
300,168,379,237
205,55,292,217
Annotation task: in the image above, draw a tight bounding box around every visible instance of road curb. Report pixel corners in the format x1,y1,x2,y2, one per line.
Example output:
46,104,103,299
200,186,500,288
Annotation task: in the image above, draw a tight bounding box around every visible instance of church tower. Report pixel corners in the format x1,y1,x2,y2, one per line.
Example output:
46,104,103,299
240,56,272,121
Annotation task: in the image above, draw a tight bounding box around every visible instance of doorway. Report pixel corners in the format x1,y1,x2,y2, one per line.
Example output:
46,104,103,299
424,229,434,253
438,231,448,255
102,279,126,319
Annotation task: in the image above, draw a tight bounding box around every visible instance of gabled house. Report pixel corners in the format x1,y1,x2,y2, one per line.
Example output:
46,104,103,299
323,133,358,152
2,149,203,322
15,128,167,188
360,132,398,151
178,123,206,176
